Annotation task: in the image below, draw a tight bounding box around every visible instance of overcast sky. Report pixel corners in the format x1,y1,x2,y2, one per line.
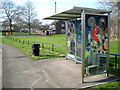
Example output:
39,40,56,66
11,0,99,24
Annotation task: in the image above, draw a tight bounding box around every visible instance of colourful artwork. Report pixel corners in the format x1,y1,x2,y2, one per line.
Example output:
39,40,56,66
66,21,76,59
65,14,108,77
86,15,108,52
66,20,82,62
85,14,108,76
76,20,82,61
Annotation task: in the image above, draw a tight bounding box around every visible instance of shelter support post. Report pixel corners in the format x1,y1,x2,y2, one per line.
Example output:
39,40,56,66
75,19,77,61
65,21,68,59
106,12,110,77
81,10,85,83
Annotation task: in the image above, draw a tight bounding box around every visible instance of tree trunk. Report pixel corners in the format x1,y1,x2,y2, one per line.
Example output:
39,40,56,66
28,21,31,35
9,19,13,34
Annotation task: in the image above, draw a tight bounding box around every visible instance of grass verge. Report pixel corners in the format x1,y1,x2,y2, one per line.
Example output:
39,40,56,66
2,37,63,60
94,81,120,89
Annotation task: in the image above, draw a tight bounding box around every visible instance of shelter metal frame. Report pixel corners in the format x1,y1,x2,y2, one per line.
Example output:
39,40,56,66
44,6,111,83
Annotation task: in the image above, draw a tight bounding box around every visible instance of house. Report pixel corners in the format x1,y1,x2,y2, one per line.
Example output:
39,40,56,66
49,20,65,35
37,30,45,36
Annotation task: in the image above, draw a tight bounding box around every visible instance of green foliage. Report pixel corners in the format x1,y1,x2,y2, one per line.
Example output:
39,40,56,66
110,40,118,54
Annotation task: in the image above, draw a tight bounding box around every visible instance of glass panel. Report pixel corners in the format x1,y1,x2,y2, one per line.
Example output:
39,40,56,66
61,29,65,34
66,21,76,60
85,14,108,76
76,20,82,62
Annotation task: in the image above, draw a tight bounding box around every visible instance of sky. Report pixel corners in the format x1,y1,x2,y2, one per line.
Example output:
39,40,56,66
11,0,99,24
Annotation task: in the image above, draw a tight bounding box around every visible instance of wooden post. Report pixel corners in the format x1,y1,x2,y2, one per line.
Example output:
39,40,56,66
115,55,117,69
42,43,44,49
23,40,24,44
39,44,40,55
52,44,54,52
28,40,29,45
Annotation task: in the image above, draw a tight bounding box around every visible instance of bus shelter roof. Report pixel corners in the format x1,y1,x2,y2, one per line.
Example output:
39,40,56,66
44,7,111,20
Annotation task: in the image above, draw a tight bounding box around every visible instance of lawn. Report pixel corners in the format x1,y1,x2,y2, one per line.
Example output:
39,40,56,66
14,34,66,46
109,40,120,75
5,34,66,54
109,40,119,54
2,34,66,60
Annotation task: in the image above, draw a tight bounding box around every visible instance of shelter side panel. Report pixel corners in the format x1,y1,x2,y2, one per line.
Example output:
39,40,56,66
85,14,108,76
66,21,76,60
76,20,82,62
66,20,82,61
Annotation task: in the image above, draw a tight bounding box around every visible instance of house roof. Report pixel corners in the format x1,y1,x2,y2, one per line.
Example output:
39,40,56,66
44,6,111,20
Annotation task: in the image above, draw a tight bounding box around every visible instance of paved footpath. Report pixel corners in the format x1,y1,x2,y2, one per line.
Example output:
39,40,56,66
2,42,119,88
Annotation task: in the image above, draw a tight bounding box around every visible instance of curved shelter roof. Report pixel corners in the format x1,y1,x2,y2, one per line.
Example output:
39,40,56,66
44,7,111,20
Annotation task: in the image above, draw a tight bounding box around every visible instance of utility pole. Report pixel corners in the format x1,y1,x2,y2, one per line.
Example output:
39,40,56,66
55,1,56,13
55,1,57,34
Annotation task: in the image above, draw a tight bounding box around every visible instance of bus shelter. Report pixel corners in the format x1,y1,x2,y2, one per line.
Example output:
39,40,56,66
44,7,111,83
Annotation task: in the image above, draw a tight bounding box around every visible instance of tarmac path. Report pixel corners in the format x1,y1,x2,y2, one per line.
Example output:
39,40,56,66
2,42,82,88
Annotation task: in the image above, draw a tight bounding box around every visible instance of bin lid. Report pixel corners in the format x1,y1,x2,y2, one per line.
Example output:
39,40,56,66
32,43,40,46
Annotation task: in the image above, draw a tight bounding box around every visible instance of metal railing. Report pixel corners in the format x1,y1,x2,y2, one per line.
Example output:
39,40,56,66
5,36,66,55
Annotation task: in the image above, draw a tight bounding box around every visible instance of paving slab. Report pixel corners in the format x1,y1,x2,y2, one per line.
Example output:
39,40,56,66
2,43,119,88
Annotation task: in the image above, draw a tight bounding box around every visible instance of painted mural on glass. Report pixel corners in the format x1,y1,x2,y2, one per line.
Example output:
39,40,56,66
66,21,76,60
85,14,108,76
76,20,82,62
66,20,82,61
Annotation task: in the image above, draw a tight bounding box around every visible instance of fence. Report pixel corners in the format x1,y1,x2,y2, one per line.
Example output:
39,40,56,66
5,36,66,55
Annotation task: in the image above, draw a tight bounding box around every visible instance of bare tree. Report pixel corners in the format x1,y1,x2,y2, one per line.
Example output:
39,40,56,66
98,0,118,17
1,20,9,30
21,1,37,35
1,1,17,34
31,19,42,29
42,24,49,30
